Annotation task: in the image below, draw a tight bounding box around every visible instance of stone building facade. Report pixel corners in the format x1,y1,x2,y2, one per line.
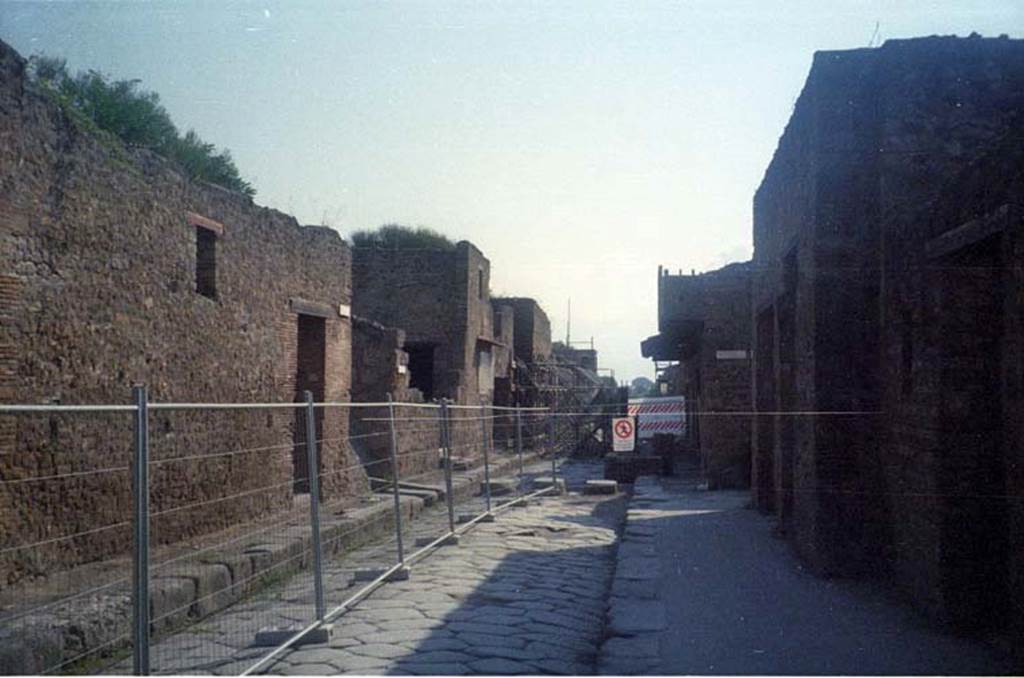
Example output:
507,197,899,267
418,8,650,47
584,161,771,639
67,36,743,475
493,297,552,369
0,40,366,586
642,262,753,488
352,242,496,406
750,35,1024,635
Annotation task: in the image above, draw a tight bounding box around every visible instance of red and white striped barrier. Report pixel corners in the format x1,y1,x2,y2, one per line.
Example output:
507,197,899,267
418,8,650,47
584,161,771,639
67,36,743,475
627,396,685,439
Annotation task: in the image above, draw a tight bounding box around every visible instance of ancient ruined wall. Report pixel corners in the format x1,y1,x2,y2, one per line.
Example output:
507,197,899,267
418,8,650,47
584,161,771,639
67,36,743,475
457,242,495,405
348,317,441,481
873,37,1024,630
656,265,753,488
496,298,552,367
752,34,1024,634
352,241,493,406
0,40,363,585
696,264,753,489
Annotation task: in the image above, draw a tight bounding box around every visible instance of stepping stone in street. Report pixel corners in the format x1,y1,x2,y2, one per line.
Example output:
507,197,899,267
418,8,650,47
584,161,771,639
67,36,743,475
483,479,517,496
531,476,567,494
449,456,472,471
583,479,618,495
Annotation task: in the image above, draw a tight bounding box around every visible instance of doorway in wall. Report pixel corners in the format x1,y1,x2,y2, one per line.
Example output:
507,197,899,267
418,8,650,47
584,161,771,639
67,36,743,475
936,234,1007,631
406,343,436,400
293,314,326,494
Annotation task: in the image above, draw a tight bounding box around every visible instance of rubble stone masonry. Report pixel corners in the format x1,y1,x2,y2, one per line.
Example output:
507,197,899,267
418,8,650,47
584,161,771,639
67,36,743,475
751,35,1024,635
0,39,365,587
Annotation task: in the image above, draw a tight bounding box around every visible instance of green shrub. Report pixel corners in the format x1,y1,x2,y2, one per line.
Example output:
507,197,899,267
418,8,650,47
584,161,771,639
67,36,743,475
27,55,255,198
351,224,457,250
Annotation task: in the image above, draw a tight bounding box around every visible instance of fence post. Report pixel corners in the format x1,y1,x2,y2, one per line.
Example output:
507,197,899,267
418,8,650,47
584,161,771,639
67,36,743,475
387,394,405,566
131,385,150,676
480,404,492,515
304,391,325,622
515,407,524,499
440,400,457,539
549,409,557,484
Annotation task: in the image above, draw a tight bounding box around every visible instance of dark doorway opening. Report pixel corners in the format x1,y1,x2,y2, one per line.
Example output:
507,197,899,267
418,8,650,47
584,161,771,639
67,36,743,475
936,234,1007,631
406,343,436,400
293,314,326,494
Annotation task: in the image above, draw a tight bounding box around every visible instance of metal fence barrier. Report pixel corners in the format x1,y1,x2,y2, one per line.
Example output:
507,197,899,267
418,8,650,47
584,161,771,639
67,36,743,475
0,391,581,675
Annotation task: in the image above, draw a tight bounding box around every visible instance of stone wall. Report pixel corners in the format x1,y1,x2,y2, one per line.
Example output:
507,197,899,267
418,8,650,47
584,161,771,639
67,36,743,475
0,39,366,586
352,242,494,407
348,316,442,481
494,297,552,366
655,263,752,489
750,34,1024,635
694,264,752,489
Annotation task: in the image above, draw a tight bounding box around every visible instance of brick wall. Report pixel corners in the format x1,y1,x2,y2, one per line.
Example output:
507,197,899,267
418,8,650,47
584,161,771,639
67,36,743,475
751,34,1024,634
352,242,494,407
494,298,552,366
0,39,364,586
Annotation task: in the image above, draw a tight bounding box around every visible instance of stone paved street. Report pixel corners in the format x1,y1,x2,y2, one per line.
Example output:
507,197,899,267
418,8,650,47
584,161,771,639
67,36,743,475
128,460,623,675
598,472,1020,676
262,460,623,675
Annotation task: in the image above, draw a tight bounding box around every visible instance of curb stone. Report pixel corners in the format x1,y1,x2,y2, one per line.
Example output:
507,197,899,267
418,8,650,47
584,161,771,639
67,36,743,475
598,474,665,675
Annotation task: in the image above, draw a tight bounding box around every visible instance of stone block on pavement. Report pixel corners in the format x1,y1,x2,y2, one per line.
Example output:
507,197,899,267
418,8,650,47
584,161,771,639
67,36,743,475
583,479,618,495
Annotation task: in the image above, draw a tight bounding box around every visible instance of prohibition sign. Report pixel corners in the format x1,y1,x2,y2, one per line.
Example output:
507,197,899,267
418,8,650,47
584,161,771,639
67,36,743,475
614,419,634,439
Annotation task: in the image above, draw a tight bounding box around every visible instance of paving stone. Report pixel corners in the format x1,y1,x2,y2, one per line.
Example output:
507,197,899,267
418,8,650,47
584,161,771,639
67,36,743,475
375,618,445,632
456,631,528,649
356,628,445,645
469,657,540,674
522,633,598,654
531,658,582,675
526,609,588,631
280,663,338,675
447,620,516,636
414,637,469,652
398,650,472,663
463,644,546,661
395,661,470,675
602,635,659,658
348,607,425,622
608,600,667,635
334,653,394,671
348,642,414,659
332,621,380,638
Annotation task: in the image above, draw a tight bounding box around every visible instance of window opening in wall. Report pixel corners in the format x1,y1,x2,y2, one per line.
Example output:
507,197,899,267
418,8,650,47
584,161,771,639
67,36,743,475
406,342,436,400
478,267,485,300
196,226,217,299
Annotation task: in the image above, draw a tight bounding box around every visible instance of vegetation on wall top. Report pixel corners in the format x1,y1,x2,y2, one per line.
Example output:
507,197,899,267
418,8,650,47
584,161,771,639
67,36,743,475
351,224,457,250
27,55,256,198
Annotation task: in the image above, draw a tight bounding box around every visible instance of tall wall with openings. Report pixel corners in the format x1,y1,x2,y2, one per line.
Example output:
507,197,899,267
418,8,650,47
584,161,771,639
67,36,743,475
0,39,365,585
750,34,1024,636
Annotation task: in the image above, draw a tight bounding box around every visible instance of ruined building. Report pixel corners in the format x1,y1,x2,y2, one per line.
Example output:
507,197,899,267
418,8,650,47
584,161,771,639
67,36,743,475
352,242,498,406
490,297,553,407
0,40,365,584
642,262,753,488
750,35,1024,635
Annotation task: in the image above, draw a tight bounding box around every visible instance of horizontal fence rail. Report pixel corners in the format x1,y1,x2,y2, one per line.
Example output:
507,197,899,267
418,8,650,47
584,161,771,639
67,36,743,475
0,390,619,676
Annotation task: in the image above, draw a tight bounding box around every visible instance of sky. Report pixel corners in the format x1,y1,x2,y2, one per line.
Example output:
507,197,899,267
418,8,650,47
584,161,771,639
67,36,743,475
2,1,1021,383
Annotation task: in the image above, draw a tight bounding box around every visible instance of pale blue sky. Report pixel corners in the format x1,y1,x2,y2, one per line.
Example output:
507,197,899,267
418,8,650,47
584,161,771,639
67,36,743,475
2,1,1020,381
